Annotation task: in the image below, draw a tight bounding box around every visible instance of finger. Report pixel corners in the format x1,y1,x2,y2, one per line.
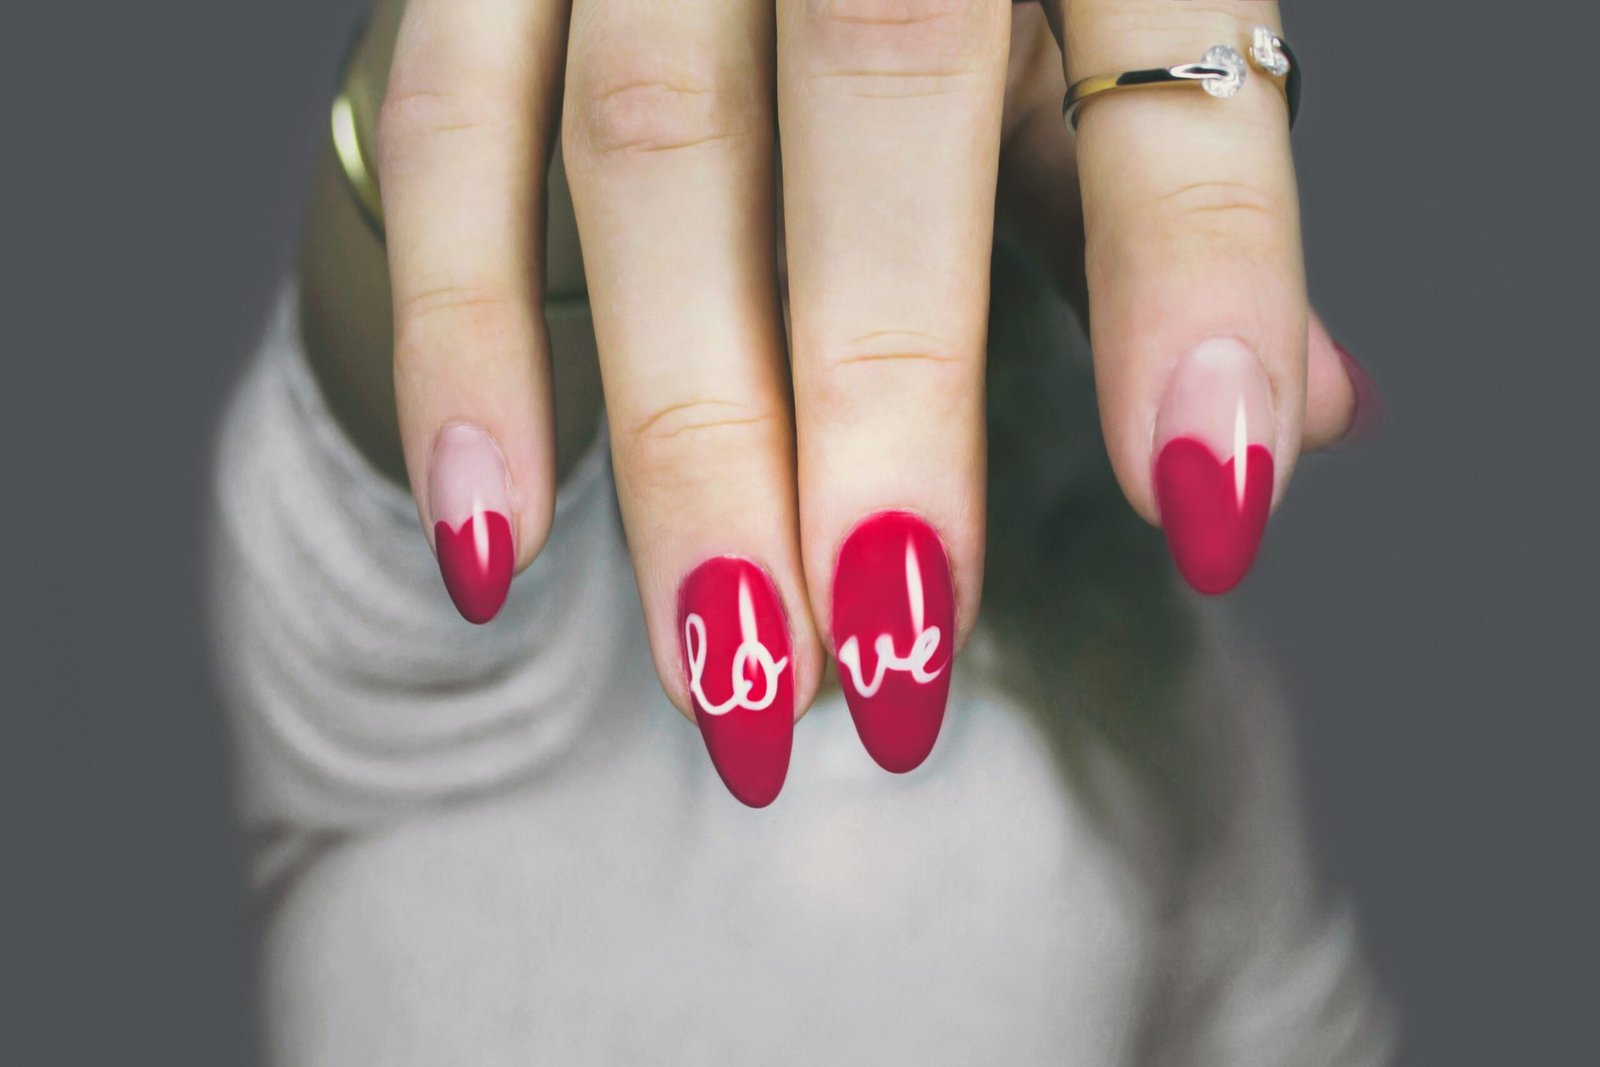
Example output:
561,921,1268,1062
1057,0,1305,595
562,0,812,807
1305,310,1385,450
377,0,570,623
777,0,1011,772
998,94,1371,456
992,34,1379,455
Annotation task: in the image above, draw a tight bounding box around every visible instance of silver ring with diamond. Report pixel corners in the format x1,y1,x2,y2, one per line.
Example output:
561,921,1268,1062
1063,26,1301,131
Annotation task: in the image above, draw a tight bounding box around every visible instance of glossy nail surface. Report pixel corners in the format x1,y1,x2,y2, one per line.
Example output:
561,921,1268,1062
1153,339,1275,596
428,423,515,624
678,557,793,808
831,511,955,773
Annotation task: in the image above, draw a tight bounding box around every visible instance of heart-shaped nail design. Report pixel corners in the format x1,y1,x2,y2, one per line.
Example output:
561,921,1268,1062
1154,437,1273,595
434,512,514,623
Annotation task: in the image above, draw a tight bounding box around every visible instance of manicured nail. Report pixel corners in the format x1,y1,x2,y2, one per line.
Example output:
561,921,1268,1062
1333,340,1387,448
831,511,955,774
1153,339,1275,596
428,423,515,624
678,557,793,807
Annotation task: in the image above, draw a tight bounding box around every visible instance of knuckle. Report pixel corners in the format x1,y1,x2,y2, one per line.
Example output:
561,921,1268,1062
621,397,784,475
394,282,517,357
807,0,1003,87
375,84,516,171
812,0,992,40
1072,3,1250,43
1152,178,1289,248
809,336,970,421
567,59,754,159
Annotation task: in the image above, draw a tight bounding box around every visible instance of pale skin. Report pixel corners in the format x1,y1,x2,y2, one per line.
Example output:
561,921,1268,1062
302,0,1361,725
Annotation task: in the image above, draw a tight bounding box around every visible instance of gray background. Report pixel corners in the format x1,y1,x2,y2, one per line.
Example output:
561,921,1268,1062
13,1,1593,1063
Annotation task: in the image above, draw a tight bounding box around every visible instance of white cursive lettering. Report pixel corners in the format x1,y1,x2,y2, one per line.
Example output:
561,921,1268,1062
837,538,945,698
685,576,789,717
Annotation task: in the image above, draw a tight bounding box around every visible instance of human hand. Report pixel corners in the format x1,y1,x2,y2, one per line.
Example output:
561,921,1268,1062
370,0,1372,806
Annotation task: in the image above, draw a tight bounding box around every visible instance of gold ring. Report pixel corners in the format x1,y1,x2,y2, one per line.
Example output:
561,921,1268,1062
1063,26,1301,131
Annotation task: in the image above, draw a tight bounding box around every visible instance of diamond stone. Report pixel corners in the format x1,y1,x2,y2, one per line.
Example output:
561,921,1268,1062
1200,46,1246,99
1251,26,1291,77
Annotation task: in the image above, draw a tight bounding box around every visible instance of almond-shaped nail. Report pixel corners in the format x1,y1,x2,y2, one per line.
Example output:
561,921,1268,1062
428,423,515,624
831,511,955,774
679,557,793,808
1153,339,1275,596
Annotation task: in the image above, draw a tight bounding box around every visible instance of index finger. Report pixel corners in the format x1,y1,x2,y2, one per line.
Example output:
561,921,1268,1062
377,0,570,621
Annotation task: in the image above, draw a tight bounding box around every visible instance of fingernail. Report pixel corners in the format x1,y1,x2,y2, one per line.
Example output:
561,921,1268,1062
831,511,955,774
1333,340,1387,448
678,557,794,807
428,423,515,624
1153,339,1275,596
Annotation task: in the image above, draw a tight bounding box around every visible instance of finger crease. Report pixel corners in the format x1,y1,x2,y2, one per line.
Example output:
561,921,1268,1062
631,399,740,439
595,81,714,102
640,413,771,442
399,285,506,321
816,68,976,80
829,350,963,368
622,130,748,155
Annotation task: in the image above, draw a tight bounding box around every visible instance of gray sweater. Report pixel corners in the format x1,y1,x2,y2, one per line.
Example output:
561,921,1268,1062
204,283,1395,1065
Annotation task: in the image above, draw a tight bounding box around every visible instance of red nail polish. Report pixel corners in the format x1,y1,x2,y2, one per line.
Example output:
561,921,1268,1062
678,558,793,808
1154,438,1273,595
434,512,515,623
1333,341,1387,447
1153,339,1277,596
428,423,515,623
831,511,955,774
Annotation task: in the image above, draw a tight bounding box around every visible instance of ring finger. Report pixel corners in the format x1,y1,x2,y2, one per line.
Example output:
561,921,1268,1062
778,0,1011,772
